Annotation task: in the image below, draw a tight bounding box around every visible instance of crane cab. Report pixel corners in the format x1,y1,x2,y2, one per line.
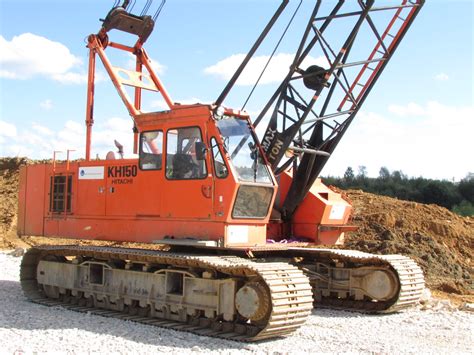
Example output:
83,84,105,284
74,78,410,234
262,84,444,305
18,105,278,248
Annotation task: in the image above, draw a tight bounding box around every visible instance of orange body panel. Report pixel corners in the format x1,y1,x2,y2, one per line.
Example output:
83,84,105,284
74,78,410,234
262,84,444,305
270,171,354,245
17,165,47,236
18,154,351,247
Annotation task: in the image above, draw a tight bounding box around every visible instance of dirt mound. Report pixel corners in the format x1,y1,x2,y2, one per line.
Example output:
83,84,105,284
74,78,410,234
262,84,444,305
1,158,472,296
0,158,30,249
344,189,473,295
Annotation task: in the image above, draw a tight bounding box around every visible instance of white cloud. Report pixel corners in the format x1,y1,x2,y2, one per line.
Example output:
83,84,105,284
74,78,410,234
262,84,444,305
388,101,459,118
4,144,25,157
52,70,107,85
40,99,53,110
0,33,150,86
149,97,204,111
388,102,427,116
0,120,17,137
91,118,134,155
0,33,107,85
126,53,166,75
52,72,88,85
0,70,16,79
149,99,170,111
204,53,328,86
0,33,81,81
32,123,54,136
100,117,132,132
323,101,474,181
149,59,166,75
434,72,449,81
0,118,139,160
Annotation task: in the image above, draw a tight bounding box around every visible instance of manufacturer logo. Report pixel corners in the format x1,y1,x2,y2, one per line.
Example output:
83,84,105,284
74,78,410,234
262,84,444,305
78,166,105,180
108,165,138,185
107,165,138,178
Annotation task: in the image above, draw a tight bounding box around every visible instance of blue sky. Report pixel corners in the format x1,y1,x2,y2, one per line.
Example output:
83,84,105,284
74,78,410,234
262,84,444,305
0,0,472,180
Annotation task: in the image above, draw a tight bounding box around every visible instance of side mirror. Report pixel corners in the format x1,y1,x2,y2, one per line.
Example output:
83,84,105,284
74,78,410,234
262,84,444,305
195,141,208,161
248,142,257,160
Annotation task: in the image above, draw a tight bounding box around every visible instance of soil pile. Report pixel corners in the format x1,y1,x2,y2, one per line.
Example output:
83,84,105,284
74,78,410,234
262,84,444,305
0,158,30,249
344,189,473,295
0,157,472,295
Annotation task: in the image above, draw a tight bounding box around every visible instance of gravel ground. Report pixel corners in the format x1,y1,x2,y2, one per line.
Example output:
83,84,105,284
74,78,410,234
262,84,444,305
0,252,472,354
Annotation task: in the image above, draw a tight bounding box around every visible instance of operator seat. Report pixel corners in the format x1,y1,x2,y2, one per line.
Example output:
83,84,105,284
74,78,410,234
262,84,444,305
172,153,198,179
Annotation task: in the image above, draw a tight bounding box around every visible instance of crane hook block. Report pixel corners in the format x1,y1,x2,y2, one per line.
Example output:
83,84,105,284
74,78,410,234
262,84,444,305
101,6,155,43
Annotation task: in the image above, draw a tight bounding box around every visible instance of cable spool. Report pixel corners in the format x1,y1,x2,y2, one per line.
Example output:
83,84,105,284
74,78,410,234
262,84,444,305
303,65,328,91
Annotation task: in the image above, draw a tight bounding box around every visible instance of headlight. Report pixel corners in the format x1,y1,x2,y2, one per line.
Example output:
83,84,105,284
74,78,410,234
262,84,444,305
213,106,225,120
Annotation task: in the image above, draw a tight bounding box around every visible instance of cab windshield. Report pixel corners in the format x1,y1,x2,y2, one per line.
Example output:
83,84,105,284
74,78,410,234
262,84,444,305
216,117,272,184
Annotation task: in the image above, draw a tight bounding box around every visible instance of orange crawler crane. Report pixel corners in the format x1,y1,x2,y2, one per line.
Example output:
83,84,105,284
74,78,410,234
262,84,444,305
19,0,425,341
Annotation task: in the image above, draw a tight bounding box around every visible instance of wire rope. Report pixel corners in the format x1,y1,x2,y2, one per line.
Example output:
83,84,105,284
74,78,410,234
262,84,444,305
241,0,303,111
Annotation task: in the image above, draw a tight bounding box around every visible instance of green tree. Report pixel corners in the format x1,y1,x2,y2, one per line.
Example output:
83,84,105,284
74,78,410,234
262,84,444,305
357,165,368,178
379,166,390,180
343,166,355,182
391,170,407,181
458,174,474,204
322,167,471,218
420,180,462,209
452,200,474,217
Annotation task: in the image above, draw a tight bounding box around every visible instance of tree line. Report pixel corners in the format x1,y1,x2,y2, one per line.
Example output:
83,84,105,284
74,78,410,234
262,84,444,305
322,166,474,217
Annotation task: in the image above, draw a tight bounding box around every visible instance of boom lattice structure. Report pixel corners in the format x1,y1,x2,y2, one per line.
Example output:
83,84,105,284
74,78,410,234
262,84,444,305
253,0,423,218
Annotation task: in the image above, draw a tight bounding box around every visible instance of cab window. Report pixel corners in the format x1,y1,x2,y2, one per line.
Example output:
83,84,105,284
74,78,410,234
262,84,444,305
210,137,228,178
139,130,163,170
166,127,207,180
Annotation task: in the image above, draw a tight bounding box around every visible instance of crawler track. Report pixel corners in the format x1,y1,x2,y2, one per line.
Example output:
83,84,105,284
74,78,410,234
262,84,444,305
20,245,424,341
21,245,313,342
285,248,425,312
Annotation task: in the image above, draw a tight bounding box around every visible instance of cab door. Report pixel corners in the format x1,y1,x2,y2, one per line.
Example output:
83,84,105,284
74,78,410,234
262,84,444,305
161,126,213,219
106,130,165,217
